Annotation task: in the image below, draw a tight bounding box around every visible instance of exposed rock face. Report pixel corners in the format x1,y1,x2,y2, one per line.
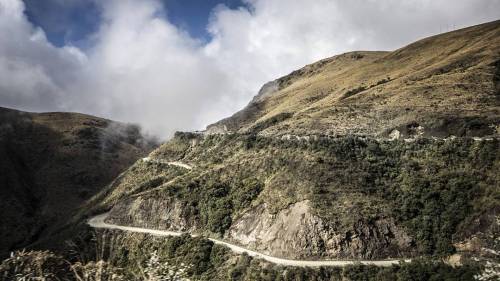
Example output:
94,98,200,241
251,80,279,103
106,197,198,232
204,124,228,135
389,129,401,140
107,197,414,259
226,201,414,259
205,80,279,133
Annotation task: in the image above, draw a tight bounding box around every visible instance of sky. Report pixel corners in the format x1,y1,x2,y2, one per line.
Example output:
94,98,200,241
22,0,246,46
1,0,499,138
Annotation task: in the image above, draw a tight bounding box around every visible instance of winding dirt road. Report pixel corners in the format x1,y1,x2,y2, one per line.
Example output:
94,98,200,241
141,157,193,170
88,213,411,267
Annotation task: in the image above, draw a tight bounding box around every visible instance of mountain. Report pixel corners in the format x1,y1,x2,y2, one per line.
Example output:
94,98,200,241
97,20,499,256
0,107,157,255
2,21,500,280
208,20,499,138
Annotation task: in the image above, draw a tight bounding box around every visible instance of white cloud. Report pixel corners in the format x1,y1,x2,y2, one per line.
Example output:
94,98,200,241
75,0,231,135
0,0,85,111
0,0,499,138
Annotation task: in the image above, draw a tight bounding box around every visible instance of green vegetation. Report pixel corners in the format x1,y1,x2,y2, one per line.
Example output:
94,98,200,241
3,22,500,279
129,133,499,256
0,107,155,255
0,250,73,280
155,172,263,235
90,159,190,209
2,231,482,280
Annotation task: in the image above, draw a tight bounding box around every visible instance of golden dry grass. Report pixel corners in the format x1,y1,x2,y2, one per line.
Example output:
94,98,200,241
212,20,500,137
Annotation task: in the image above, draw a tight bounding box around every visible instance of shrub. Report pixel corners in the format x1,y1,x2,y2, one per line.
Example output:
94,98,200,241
344,86,367,98
250,112,293,132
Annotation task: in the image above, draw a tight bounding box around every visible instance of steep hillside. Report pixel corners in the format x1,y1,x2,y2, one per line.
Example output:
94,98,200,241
0,107,157,255
208,20,500,138
86,20,500,267
1,232,485,281
96,133,498,261
2,21,498,280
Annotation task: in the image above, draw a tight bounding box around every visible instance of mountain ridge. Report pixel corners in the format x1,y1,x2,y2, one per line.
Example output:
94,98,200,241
87,21,500,265
1,20,500,281
0,106,157,256
207,20,500,139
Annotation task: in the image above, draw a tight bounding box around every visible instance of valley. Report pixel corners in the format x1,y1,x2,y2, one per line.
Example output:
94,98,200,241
1,20,499,280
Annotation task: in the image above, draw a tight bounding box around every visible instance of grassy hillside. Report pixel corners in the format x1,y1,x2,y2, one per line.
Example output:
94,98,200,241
89,21,500,265
94,133,498,260
3,20,500,280
0,107,157,256
208,21,500,138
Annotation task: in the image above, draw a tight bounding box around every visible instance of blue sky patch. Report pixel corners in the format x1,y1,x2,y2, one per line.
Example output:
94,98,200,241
22,0,245,47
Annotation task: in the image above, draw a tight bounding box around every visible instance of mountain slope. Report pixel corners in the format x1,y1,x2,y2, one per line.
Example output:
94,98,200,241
85,20,500,265
1,21,499,281
208,20,500,138
0,107,157,255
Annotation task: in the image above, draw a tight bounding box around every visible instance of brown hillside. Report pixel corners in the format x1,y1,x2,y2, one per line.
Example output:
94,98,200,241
208,20,500,138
